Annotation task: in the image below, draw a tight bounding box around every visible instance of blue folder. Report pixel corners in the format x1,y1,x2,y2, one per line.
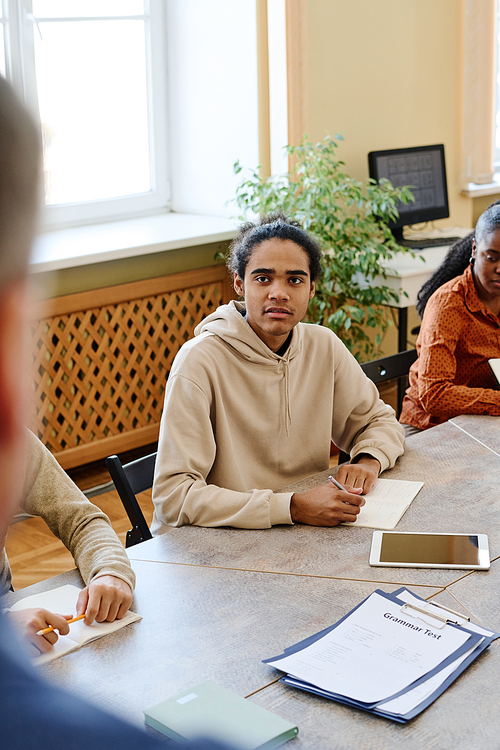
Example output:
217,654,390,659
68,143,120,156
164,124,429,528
263,588,499,723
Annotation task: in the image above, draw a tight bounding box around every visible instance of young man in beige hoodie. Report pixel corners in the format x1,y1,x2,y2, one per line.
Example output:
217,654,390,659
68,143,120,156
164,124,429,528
152,215,405,531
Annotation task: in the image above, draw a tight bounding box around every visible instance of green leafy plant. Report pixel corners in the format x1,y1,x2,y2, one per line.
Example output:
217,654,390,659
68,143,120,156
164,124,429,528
232,135,415,360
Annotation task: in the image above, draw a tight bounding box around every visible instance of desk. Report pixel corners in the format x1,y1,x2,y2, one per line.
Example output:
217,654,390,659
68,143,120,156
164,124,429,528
4,417,500,749
127,421,500,587
2,567,439,732
449,414,500,456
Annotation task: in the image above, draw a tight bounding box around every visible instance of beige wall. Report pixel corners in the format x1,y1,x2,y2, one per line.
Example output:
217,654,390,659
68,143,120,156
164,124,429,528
289,0,477,356
299,0,472,230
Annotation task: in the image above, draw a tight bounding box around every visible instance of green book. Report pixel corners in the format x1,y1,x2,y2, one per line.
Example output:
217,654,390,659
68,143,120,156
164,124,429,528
144,680,298,749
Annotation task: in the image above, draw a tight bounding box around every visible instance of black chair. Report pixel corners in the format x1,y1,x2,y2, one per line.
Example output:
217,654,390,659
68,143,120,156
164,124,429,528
337,348,418,465
105,453,156,547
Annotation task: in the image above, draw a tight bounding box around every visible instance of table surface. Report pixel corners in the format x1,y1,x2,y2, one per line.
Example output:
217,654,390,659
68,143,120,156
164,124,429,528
4,416,500,749
449,414,500,457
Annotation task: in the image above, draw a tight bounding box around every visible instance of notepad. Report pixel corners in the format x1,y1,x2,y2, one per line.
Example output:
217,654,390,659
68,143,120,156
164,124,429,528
8,583,141,665
342,478,424,530
488,358,500,385
144,680,298,749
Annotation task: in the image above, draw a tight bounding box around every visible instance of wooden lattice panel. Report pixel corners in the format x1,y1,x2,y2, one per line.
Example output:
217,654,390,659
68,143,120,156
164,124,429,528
30,266,234,469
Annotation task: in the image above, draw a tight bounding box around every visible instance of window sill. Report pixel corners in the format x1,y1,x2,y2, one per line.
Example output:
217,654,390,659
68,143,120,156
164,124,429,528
30,212,237,274
460,176,500,198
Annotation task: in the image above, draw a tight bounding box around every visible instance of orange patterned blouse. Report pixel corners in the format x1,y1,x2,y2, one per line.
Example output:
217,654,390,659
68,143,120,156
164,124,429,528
400,264,500,430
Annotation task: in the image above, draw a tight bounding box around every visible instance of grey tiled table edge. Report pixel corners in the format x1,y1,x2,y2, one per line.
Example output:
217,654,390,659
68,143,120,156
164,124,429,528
128,419,500,590
449,414,500,457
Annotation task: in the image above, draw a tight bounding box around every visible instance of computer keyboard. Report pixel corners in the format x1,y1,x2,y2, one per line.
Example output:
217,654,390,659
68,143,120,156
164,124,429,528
398,236,462,249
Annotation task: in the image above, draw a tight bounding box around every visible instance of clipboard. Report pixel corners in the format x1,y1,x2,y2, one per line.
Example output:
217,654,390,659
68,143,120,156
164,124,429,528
263,588,499,723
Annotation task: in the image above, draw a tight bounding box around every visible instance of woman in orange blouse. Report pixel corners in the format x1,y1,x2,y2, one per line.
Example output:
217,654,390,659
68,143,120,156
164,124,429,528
400,203,500,432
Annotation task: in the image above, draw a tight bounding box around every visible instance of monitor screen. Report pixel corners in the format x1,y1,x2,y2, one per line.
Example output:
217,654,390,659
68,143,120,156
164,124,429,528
368,144,449,242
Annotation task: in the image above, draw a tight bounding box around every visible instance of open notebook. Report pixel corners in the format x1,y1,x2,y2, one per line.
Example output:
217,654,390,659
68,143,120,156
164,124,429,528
8,583,141,665
341,478,424,530
488,359,500,385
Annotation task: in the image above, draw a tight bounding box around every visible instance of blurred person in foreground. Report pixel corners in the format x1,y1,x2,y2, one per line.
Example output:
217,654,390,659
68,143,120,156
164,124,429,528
0,74,231,750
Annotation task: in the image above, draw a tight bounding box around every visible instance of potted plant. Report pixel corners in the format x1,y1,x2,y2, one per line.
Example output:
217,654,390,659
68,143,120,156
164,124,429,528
232,135,415,361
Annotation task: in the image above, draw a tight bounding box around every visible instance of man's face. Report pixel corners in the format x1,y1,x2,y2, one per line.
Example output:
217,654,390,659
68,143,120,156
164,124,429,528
234,238,315,352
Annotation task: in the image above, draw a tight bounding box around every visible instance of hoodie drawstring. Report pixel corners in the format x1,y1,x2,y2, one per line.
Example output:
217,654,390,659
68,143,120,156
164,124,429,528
279,359,292,436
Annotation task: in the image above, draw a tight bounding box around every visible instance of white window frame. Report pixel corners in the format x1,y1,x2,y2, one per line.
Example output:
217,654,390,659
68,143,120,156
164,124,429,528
1,0,170,229
494,0,500,172
461,0,496,188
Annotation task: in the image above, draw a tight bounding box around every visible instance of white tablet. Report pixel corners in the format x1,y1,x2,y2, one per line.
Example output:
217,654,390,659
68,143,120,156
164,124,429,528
488,358,500,385
369,531,490,569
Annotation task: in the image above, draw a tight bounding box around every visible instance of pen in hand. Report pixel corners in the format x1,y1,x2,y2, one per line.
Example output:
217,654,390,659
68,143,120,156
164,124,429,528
36,613,86,636
328,475,348,493
328,474,364,509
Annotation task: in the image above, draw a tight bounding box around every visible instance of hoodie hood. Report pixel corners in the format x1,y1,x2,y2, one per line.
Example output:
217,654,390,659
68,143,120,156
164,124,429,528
195,300,302,433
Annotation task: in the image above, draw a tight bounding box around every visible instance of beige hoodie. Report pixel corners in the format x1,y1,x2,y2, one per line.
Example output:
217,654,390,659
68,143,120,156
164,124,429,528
151,301,404,531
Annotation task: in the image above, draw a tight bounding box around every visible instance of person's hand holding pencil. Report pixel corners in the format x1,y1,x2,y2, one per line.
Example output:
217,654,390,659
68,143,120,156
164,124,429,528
36,613,85,636
7,608,73,657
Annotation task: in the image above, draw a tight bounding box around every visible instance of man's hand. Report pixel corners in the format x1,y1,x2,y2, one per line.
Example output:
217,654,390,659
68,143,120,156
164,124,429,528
76,575,133,625
290,484,365,526
336,455,380,494
7,608,71,656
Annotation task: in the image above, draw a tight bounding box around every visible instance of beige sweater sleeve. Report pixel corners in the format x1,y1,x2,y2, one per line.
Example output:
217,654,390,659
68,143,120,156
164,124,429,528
9,431,135,590
329,341,405,472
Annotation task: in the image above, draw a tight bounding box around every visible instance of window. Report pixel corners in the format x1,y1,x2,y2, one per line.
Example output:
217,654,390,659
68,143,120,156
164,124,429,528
461,0,497,190
495,1,500,171
2,0,271,244
0,7,6,77
2,0,168,227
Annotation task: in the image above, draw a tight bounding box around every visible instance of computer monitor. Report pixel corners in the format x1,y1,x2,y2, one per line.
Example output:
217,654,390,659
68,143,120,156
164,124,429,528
368,144,449,244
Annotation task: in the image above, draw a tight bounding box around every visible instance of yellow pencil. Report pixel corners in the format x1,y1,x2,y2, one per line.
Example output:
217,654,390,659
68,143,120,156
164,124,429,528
36,613,86,636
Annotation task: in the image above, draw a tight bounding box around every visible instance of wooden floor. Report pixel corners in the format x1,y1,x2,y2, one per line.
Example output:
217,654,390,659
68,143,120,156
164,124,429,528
5,487,155,591
5,445,157,591
5,448,339,591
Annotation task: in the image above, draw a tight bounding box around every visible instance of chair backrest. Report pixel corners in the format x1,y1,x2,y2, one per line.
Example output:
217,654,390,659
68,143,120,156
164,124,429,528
359,349,418,387
337,349,418,465
105,453,156,547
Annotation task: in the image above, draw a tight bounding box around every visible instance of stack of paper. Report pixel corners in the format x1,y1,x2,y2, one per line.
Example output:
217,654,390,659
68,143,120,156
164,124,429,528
8,584,142,665
263,588,499,723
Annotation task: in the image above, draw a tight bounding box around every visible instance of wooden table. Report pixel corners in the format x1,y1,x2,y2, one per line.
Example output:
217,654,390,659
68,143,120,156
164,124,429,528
4,417,500,749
